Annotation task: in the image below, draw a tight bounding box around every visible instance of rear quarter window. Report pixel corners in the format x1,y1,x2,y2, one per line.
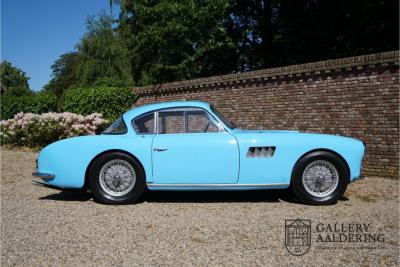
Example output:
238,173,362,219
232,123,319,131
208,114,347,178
102,117,128,134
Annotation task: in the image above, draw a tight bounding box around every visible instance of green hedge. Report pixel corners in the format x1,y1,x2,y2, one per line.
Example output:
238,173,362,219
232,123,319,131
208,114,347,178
0,86,137,122
62,86,137,121
1,92,58,120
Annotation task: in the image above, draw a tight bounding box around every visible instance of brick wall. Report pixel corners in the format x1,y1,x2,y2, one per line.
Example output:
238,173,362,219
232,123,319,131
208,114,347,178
133,51,399,179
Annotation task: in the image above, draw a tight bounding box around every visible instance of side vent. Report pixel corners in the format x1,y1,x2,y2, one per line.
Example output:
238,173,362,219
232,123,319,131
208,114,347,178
246,146,276,158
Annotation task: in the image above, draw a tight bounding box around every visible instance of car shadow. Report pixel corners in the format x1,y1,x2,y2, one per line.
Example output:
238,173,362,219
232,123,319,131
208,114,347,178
39,189,349,205
142,189,294,203
39,191,92,202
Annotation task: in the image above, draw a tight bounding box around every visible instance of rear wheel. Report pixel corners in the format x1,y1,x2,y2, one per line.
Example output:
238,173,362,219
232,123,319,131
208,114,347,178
89,152,145,204
291,151,348,205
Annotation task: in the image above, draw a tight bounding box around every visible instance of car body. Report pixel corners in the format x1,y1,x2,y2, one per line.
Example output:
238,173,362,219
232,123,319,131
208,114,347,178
33,101,365,204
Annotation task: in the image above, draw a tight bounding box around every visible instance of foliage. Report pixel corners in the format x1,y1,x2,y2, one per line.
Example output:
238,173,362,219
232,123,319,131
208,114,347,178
118,0,236,85
0,61,30,94
116,0,398,84
76,12,133,88
43,12,132,96
2,85,33,97
33,92,59,114
43,52,80,96
1,91,57,120
0,112,108,148
42,0,398,90
62,86,137,121
272,0,399,66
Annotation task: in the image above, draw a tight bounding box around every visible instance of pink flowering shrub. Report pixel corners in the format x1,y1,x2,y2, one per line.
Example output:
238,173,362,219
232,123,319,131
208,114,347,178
0,112,108,148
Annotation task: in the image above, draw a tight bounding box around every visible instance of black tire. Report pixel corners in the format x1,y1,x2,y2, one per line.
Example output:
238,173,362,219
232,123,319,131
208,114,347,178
291,151,349,205
89,152,145,204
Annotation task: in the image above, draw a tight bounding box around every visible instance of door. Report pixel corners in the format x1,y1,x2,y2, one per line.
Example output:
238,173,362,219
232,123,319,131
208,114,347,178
152,108,239,184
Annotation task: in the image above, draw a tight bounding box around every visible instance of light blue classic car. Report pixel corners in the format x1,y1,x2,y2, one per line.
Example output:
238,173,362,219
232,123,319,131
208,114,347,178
33,101,365,205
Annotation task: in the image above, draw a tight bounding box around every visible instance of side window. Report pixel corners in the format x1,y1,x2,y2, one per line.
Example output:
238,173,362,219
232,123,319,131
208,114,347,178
187,110,219,133
158,110,185,134
102,117,127,134
132,113,155,134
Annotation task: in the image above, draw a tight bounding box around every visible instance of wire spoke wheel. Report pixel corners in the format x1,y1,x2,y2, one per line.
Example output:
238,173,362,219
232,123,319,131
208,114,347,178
99,159,136,197
302,160,339,198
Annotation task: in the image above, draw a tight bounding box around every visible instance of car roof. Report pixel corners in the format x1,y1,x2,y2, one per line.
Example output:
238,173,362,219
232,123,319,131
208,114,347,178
123,101,211,121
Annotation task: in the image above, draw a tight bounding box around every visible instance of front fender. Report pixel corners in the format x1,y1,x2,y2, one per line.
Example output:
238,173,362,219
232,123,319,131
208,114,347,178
235,132,365,184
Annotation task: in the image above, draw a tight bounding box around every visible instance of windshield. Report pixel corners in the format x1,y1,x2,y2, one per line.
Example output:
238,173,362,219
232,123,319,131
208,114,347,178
102,117,127,134
210,105,236,129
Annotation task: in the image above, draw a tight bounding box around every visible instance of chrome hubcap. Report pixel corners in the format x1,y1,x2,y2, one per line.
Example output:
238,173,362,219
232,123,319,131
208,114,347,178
302,160,339,197
99,159,136,197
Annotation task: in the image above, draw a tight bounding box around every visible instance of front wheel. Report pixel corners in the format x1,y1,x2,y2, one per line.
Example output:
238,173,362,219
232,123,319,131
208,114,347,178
291,151,349,205
89,152,145,204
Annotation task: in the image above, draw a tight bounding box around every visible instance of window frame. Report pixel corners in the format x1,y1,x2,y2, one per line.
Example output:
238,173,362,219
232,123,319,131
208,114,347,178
131,107,226,135
131,112,157,135
210,105,236,129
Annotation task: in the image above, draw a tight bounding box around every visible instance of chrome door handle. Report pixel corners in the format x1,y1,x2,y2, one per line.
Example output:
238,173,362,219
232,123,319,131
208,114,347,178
154,147,168,152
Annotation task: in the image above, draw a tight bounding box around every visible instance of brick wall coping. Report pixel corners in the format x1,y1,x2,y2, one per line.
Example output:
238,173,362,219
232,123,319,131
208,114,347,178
134,50,399,96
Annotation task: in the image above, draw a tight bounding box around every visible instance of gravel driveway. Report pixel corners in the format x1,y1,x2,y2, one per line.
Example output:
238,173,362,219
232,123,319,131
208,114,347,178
1,149,399,266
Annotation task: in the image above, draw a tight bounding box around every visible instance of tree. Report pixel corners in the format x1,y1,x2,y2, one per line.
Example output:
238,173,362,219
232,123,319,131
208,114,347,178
227,0,399,69
116,0,398,84
44,12,133,96
44,52,80,96
45,0,398,89
118,0,236,85
75,11,133,87
0,61,30,95
275,0,399,65
226,0,282,70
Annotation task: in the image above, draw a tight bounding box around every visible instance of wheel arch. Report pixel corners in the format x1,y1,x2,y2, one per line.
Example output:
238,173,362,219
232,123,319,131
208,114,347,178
290,148,350,184
83,149,146,190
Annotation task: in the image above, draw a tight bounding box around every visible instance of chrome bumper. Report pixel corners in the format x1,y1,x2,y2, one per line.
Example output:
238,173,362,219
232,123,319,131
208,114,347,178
32,172,61,190
32,172,55,181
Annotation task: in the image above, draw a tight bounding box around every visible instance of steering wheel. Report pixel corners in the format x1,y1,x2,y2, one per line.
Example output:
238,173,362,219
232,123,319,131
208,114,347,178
203,122,210,133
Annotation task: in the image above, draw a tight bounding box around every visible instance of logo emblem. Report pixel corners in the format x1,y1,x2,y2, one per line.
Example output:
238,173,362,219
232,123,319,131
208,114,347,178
285,219,311,256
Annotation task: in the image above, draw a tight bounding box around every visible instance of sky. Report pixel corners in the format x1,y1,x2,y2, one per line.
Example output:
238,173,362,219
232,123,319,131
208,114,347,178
1,0,117,91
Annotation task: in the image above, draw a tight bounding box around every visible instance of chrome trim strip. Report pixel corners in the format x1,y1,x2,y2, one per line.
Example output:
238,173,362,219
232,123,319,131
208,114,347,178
147,183,289,187
32,172,55,180
155,111,158,134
